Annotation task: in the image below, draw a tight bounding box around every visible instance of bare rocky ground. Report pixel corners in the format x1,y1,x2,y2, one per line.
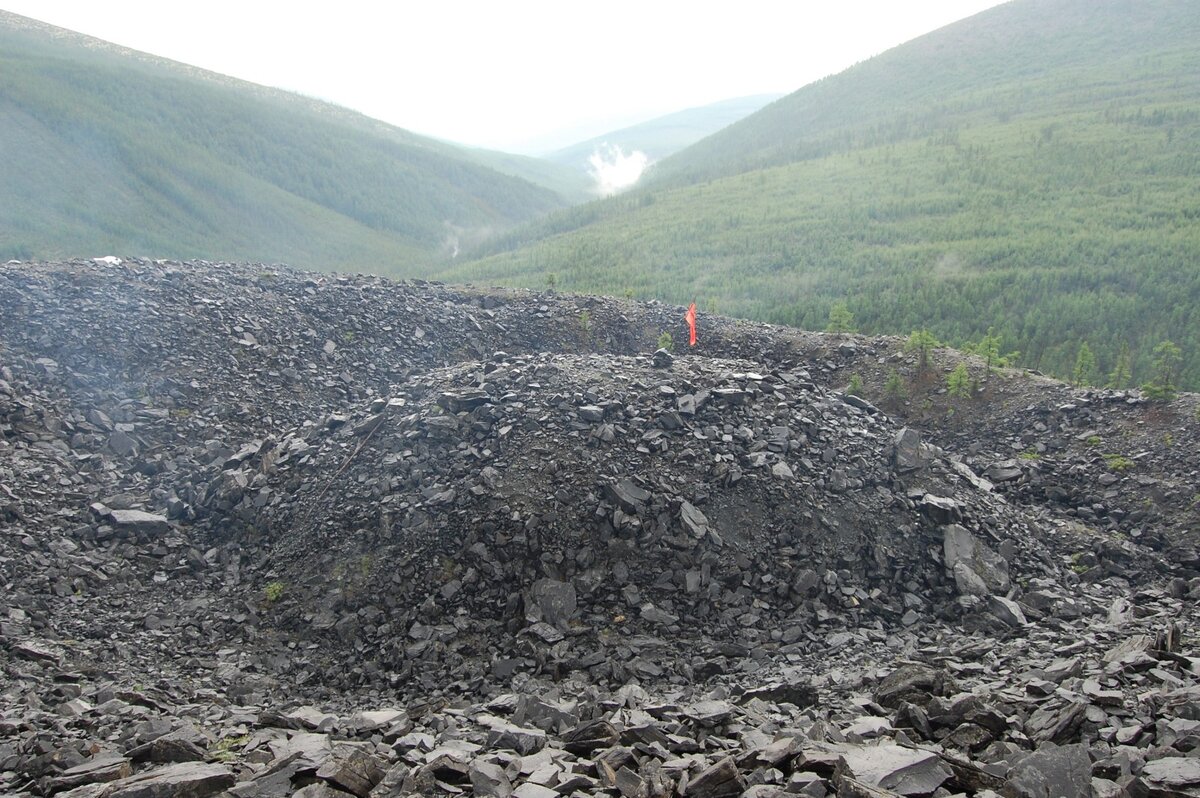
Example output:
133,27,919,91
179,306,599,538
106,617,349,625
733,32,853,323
1,258,1198,798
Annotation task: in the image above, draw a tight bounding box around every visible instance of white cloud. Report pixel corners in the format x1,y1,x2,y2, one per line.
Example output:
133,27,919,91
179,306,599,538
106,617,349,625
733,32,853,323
588,144,651,195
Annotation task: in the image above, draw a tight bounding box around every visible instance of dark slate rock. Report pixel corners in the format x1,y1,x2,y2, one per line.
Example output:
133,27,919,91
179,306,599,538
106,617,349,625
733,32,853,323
1003,743,1091,798
315,745,385,798
893,428,924,472
685,757,744,798
875,664,951,709
603,478,651,513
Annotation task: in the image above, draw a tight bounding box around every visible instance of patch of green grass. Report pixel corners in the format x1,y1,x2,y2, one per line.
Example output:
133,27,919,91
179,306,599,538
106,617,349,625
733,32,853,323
212,734,251,763
1103,453,1134,472
263,581,285,603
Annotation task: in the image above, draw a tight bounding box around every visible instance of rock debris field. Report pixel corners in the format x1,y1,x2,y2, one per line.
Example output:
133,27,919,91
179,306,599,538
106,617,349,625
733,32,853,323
1,258,1198,798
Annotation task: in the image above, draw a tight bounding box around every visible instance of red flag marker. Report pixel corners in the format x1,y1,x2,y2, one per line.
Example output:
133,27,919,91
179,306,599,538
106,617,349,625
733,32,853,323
685,302,697,347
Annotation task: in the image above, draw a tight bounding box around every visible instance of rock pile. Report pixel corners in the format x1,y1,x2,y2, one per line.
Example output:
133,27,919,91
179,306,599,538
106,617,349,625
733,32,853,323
1,259,1198,798
201,351,1068,700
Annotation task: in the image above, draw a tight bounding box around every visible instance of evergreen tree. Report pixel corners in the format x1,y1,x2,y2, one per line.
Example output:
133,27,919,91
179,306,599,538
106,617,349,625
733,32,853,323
977,327,1002,382
947,362,973,398
1143,340,1182,402
826,301,856,334
847,374,864,396
1107,342,1133,388
883,369,905,406
1072,341,1097,386
905,329,939,374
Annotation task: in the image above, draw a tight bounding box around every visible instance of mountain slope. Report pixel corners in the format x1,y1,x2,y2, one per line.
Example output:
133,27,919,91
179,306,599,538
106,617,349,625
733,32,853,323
461,147,595,204
442,0,1200,388
0,11,569,271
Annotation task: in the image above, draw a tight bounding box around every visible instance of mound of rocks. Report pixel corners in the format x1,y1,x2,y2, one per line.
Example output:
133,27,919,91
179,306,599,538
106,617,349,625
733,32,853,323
201,351,1068,698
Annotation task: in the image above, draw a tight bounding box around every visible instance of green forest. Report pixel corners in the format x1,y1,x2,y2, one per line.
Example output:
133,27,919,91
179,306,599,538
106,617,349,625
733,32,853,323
442,0,1200,389
0,12,578,270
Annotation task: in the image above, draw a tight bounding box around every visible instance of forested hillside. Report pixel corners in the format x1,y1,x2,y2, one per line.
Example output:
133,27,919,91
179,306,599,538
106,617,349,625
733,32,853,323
444,0,1200,389
0,12,576,270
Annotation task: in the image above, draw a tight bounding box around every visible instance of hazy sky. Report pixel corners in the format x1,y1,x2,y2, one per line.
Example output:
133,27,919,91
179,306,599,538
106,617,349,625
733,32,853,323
2,0,1009,154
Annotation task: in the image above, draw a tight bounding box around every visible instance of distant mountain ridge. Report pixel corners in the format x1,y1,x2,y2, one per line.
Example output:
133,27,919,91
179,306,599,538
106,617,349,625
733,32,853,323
0,11,580,271
444,0,1200,388
544,94,783,176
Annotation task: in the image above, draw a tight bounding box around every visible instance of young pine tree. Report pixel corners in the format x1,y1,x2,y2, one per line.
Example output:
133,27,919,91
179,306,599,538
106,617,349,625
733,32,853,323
826,301,856,335
947,362,973,398
905,329,939,375
1107,342,1133,388
977,328,1002,382
1143,340,1182,402
883,369,905,406
1072,342,1097,386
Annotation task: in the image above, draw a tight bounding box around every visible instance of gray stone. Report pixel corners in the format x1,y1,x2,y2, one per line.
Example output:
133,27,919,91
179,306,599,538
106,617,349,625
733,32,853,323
604,478,651,513
640,602,678,626
562,720,619,754
368,762,410,798
836,743,951,796
989,595,1028,627
528,578,576,628
740,680,818,708
875,663,949,708
1003,743,1091,798
684,700,735,727
984,459,1023,483
893,427,923,472
469,761,512,798
1140,758,1200,788
101,762,235,798
1025,701,1086,744
316,745,385,797
953,562,990,597
511,784,558,798
47,756,132,792
680,501,708,538
127,732,207,763
919,494,961,524
107,509,171,534
943,524,1010,594
294,785,356,798
614,766,646,798
485,721,547,755
577,405,604,422
108,429,138,456
685,757,744,798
